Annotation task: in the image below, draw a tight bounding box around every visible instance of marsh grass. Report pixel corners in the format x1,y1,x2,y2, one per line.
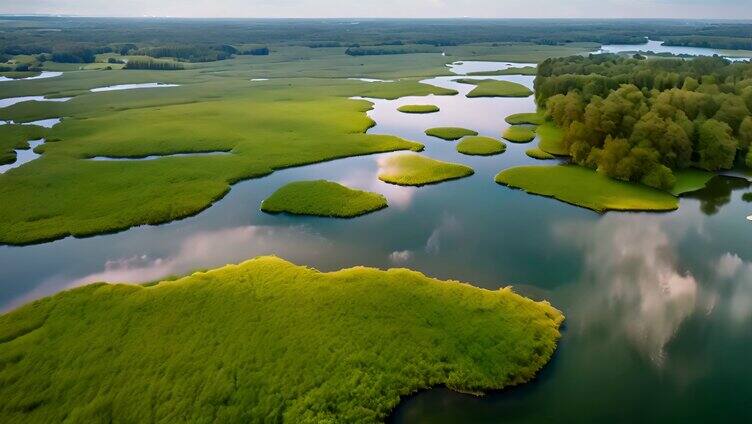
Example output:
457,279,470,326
502,126,536,143
261,180,387,217
525,147,556,160
425,127,478,141
536,122,567,156
456,136,506,156
397,104,440,114
0,256,564,423
505,112,545,126
467,66,537,76
456,79,533,98
495,165,679,212
378,153,474,186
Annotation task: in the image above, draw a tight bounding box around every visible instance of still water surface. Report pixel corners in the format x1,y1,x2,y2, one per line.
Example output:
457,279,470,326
0,61,751,421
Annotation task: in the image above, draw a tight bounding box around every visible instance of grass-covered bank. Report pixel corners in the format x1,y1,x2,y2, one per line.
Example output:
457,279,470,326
378,153,474,186
261,180,387,217
505,112,545,126
495,165,679,212
0,256,564,423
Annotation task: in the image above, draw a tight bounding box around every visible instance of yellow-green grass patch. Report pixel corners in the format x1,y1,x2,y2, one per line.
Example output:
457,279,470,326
503,126,536,143
397,104,440,114
261,180,387,217
495,165,679,212
425,126,478,141
505,112,545,126
0,256,563,423
378,153,474,186
457,136,506,156
526,147,556,160
456,79,533,98
467,66,537,76
671,168,716,196
536,122,568,156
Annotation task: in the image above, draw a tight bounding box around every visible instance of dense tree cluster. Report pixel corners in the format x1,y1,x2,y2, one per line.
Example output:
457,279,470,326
536,55,752,189
663,36,752,51
123,59,184,70
131,45,234,62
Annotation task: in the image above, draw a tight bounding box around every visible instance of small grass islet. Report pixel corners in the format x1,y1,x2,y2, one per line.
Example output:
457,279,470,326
457,136,506,156
261,180,387,218
505,112,545,126
503,126,536,143
467,66,537,76
397,104,440,114
378,153,474,186
456,79,533,98
526,147,556,160
495,165,679,212
425,126,478,141
0,256,564,423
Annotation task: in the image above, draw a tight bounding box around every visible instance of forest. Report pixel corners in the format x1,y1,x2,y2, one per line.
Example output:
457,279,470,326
535,55,752,189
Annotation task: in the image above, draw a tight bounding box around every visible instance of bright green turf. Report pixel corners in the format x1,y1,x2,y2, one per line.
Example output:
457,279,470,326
525,147,556,160
536,122,567,156
495,165,679,212
424,127,478,141
456,79,533,98
261,180,387,217
378,153,474,186
467,66,537,76
0,256,564,423
502,126,536,143
505,112,545,126
456,136,506,156
671,169,716,196
397,104,440,114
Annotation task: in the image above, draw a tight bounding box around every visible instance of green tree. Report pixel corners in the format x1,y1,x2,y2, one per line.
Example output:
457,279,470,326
697,119,738,171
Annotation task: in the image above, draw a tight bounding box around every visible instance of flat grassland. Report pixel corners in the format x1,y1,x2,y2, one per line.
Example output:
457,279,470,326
502,126,536,143
397,104,440,114
456,136,506,156
261,180,387,217
495,165,679,212
456,79,533,98
425,127,478,140
378,153,474,186
0,256,564,423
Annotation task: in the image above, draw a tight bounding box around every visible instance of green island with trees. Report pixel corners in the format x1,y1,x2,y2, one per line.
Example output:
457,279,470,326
0,256,564,423
261,180,388,217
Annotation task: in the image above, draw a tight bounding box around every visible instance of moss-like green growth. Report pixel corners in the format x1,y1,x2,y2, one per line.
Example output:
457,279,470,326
467,66,537,76
397,104,440,114
495,165,679,212
505,112,545,126
671,169,715,196
378,153,474,186
536,122,567,156
261,180,387,217
456,79,533,98
456,136,506,156
425,127,478,141
503,126,536,143
0,125,48,165
526,147,556,160
0,256,564,423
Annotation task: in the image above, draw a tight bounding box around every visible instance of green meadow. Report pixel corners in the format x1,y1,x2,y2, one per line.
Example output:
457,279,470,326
397,104,440,114
378,153,474,186
495,165,679,212
261,180,388,217
425,127,478,141
502,126,536,143
456,79,533,98
456,136,506,156
0,256,564,423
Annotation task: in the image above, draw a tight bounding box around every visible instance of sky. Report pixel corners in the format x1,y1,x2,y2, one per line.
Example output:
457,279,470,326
0,0,750,20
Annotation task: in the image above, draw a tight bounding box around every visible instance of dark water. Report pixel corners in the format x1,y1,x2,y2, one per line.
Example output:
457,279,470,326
1,62,751,422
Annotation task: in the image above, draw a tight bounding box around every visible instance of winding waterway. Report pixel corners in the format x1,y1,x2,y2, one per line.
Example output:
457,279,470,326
0,61,751,421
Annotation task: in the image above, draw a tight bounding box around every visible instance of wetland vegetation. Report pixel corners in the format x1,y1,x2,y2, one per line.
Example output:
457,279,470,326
459,79,534,98
425,127,478,141
456,136,506,156
377,153,474,186
502,126,537,143
261,180,388,217
397,104,440,114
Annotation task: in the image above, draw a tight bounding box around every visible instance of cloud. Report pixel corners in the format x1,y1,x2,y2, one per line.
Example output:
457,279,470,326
715,253,752,324
389,250,413,263
425,214,460,254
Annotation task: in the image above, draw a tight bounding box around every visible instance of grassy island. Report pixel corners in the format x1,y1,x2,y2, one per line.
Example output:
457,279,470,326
425,127,478,141
495,165,679,212
456,79,533,98
457,136,506,156
467,66,537,76
397,104,440,114
0,125,48,165
261,180,387,217
505,112,545,126
0,256,564,423
526,147,556,160
378,153,474,186
503,126,536,143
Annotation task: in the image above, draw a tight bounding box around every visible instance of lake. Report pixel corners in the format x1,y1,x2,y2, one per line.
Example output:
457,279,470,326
598,39,752,62
1,61,751,422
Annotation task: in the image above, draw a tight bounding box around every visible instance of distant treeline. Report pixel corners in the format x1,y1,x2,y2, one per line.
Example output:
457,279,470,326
124,59,184,70
663,36,752,52
345,45,440,56
535,54,752,189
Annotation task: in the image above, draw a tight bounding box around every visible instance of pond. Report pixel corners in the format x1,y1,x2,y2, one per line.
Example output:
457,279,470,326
0,62,751,422
598,39,752,61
